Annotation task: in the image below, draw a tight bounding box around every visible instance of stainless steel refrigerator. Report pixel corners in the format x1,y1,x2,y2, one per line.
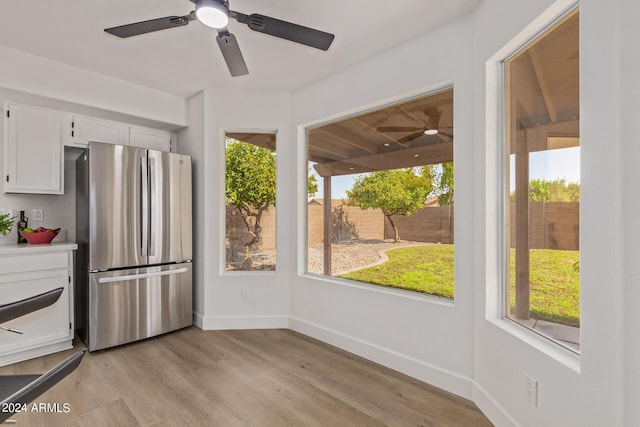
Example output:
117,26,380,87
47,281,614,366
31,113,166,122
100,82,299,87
75,141,192,352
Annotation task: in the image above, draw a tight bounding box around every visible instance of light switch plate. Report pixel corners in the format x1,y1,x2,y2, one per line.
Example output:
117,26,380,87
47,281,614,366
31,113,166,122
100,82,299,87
32,208,44,221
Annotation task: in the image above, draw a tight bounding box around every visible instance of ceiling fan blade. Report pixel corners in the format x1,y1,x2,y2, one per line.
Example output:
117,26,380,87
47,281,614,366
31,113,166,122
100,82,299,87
233,13,334,50
377,126,422,132
105,13,194,38
216,31,249,77
399,131,426,144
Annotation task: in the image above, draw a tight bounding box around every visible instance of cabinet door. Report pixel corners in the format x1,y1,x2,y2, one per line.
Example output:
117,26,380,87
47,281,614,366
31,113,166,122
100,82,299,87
0,270,70,358
129,125,172,151
67,115,128,147
3,103,62,194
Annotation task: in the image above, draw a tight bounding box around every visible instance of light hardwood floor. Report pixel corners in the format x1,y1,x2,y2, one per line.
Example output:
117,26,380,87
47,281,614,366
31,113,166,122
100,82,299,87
0,327,492,426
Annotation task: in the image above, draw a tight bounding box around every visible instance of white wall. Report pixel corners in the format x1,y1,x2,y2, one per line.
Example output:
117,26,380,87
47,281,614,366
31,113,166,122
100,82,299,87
282,0,635,426
616,0,640,424
196,89,292,329
472,0,626,425
289,15,477,398
177,92,206,318
0,46,186,127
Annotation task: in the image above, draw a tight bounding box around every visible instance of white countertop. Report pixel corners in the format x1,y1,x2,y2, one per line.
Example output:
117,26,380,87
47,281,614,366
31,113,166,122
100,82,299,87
0,242,78,255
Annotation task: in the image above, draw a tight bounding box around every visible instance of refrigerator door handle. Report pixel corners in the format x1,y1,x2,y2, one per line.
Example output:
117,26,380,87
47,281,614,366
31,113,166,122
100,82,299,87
148,157,157,257
97,268,189,284
140,157,149,257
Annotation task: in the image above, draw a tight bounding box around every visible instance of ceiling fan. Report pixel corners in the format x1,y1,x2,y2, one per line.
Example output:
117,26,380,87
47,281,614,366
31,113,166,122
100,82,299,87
104,0,335,77
377,107,453,144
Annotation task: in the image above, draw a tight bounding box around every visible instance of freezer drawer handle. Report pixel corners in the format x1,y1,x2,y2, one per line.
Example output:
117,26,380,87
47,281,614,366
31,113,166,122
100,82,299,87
98,268,189,284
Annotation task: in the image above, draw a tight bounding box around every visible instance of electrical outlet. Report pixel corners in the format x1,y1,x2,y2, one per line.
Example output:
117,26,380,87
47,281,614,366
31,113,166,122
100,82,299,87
32,208,44,221
240,288,249,302
525,375,538,406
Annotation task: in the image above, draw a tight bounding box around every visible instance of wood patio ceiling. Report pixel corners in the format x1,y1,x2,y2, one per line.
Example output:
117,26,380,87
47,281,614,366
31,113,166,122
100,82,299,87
308,88,454,177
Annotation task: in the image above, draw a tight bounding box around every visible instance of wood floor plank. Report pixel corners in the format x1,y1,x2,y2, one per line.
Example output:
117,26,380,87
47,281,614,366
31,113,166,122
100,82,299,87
226,329,490,426
0,327,492,426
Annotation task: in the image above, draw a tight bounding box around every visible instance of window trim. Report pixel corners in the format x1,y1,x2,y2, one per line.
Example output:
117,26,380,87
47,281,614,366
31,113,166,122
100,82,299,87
297,83,457,304
484,0,581,366
221,127,279,275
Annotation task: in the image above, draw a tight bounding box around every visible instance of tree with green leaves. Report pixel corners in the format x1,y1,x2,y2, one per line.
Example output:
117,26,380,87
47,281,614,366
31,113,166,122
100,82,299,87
346,168,433,242
510,178,580,202
435,162,454,205
226,139,320,267
308,167,319,198
226,139,276,265
434,162,454,240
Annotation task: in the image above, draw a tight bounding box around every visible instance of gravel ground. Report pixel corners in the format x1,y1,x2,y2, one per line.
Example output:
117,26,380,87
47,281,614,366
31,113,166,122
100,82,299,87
249,239,432,274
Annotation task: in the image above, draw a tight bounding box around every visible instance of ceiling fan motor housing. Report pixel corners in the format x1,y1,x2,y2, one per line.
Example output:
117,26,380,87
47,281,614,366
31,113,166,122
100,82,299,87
195,0,230,28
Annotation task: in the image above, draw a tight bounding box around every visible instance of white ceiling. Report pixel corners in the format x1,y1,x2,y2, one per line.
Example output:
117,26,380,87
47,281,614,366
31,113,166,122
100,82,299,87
0,0,480,98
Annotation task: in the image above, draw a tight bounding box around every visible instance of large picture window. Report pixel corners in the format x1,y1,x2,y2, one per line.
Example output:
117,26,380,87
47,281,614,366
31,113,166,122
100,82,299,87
225,132,277,272
307,88,455,299
503,9,580,350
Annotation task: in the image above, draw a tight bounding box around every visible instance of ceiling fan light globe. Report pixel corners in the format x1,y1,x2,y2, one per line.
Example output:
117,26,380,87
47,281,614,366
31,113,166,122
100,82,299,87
196,0,229,29
424,129,439,136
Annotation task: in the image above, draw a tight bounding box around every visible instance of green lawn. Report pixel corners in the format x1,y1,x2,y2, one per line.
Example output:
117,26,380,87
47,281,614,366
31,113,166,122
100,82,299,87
340,245,455,298
510,248,580,327
340,245,580,327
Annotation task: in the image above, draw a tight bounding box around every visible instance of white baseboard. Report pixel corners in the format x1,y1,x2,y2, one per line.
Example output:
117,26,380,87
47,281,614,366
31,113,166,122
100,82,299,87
199,314,290,330
289,316,474,399
193,311,204,329
473,382,519,427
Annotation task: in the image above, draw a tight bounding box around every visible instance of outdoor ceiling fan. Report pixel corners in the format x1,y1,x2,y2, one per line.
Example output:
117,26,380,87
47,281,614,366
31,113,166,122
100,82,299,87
104,0,335,77
377,107,453,144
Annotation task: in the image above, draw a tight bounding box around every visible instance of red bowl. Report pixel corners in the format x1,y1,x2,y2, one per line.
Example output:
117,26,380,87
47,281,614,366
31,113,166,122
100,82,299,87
19,228,60,244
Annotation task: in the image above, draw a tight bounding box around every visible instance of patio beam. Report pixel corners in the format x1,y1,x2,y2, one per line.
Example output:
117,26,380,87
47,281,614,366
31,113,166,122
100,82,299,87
352,118,408,149
515,129,530,320
529,46,558,124
508,120,579,155
314,141,453,177
323,176,332,276
312,127,378,154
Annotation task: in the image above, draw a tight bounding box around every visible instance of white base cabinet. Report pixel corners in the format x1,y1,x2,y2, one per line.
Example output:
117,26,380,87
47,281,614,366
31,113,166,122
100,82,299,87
0,244,77,367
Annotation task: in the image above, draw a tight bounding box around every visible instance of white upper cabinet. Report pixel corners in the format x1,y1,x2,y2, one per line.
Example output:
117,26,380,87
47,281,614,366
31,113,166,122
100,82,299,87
64,114,128,148
128,125,172,151
3,103,63,194
2,101,176,195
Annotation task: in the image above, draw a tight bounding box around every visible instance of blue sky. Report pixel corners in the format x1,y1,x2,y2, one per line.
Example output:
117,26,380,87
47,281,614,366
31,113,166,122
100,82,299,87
510,146,580,191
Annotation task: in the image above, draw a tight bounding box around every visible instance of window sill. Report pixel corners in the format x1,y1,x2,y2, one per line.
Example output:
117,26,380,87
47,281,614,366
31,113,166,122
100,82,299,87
222,269,279,276
301,272,456,307
487,316,581,373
